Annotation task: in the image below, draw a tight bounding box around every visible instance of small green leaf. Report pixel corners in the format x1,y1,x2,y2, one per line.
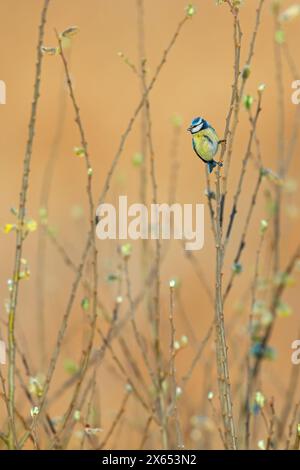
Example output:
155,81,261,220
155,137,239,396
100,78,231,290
274,272,295,287
73,146,85,158
39,207,48,224
132,152,144,167
186,4,196,17
233,0,243,7
255,391,266,409
242,65,251,80
26,219,37,233
243,94,254,110
121,243,132,259
275,30,285,45
232,262,243,274
171,114,183,128
64,359,79,375
73,410,81,421
260,219,268,234
106,273,119,283
276,300,293,318
81,297,90,311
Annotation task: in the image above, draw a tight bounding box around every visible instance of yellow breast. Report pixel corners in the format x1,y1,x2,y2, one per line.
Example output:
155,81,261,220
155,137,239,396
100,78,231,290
192,128,219,162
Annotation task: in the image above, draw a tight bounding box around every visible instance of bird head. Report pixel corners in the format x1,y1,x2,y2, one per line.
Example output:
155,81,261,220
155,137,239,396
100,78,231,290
187,117,208,134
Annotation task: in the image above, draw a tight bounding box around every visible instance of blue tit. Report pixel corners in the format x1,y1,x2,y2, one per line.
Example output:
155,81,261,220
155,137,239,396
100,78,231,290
188,116,224,173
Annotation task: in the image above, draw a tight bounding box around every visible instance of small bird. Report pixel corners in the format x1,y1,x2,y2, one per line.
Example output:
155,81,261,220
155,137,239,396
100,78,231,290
188,116,224,173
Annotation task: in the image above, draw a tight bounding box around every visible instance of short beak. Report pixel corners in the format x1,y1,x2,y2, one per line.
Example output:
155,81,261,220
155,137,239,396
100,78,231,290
187,126,192,132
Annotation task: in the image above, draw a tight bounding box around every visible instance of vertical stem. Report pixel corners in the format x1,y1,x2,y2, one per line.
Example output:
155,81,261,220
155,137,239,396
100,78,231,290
169,284,183,449
214,168,237,450
273,13,285,274
51,32,98,448
137,0,148,213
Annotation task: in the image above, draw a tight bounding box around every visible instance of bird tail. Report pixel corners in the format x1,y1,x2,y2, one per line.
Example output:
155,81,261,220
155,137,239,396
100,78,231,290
208,160,223,174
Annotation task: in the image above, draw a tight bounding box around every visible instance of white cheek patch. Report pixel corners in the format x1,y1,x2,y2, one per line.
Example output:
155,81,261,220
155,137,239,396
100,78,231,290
191,123,203,133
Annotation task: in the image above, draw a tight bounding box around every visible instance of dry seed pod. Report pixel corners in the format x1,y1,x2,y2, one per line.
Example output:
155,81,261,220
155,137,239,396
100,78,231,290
41,46,59,55
61,26,79,39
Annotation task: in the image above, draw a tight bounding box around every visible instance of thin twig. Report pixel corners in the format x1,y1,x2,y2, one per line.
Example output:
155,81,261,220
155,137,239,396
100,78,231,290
168,284,184,449
50,31,98,448
224,95,262,248
7,0,51,449
251,244,300,379
97,390,131,450
224,171,263,300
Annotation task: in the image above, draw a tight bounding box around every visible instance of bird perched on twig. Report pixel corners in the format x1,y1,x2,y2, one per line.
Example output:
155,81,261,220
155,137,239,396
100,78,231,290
188,117,224,173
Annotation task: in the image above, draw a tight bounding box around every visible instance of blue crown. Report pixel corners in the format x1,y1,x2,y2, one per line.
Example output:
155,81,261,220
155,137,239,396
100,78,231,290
191,117,202,126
